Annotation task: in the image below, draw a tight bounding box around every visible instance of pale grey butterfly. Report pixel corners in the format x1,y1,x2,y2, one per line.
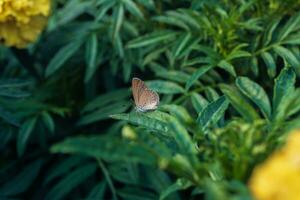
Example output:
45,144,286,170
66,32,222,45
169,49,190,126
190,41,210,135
132,77,159,112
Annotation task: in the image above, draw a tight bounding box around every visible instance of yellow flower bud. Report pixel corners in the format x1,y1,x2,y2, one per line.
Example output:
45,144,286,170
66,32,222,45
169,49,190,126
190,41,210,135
249,130,300,200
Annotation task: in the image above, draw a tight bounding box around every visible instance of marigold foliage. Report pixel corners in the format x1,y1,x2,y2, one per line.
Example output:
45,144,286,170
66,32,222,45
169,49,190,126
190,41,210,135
0,0,50,48
249,130,300,200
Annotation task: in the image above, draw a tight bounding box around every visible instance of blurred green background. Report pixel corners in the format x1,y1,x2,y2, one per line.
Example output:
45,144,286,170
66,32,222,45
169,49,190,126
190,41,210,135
0,0,300,199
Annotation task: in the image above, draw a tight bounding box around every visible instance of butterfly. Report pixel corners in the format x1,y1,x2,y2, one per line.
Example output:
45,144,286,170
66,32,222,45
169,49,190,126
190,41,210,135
132,77,159,112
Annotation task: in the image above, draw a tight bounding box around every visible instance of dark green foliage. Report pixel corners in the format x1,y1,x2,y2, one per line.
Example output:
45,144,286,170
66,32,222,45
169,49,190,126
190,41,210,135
0,0,300,199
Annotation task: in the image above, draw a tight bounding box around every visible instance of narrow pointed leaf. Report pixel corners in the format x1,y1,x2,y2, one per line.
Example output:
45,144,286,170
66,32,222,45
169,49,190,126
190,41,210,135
217,60,236,77
274,45,300,69
113,3,124,39
160,179,192,200
197,96,229,129
261,52,276,77
146,80,185,94
273,67,296,119
186,65,212,90
0,160,44,195
123,0,144,19
46,41,83,77
190,93,209,113
45,164,97,200
84,33,98,83
17,117,37,156
220,84,259,122
41,111,55,134
78,101,131,125
127,31,177,48
236,77,271,120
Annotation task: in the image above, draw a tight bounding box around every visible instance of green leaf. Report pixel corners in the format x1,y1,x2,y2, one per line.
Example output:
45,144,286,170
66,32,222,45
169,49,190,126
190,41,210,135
136,0,155,10
123,0,144,19
282,33,300,44
86,181,106,200
118,187,158,200
168,116,197,157
272,67,296,120
82,88,130,113
17,117,37,156
190,93,209,113
51,135,158,165
217,60,236,77
205,87,219,101
0,88,30,98
46,40,83,77
153,15,190,31
113,3,124,39
261,52,276,77
236,77,271,120
45,164,97,200
197,96,229,130
0,107,20,126
220,84,259,122
41,111,55,134
285,89,300,118
96,1,115,21
111,112,169,133
159,71,191,84
277,12,300,41
56,0,93,26
263,18,281,45
173,32,192,58
166,10,200,30
226,50,251,61
273,45,300,69
146,80,185,94
44,156,86,185
143,47,168,66
250,56,259,76
185,65,212,90
160,105,193,124
84,33,98,83
159,179,192,200
150,63,190,83
78,101,131,125
127,31,177,48
0,160,44,196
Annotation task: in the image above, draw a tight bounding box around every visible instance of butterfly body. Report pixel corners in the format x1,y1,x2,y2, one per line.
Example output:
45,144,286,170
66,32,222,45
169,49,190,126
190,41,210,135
132,77,159,112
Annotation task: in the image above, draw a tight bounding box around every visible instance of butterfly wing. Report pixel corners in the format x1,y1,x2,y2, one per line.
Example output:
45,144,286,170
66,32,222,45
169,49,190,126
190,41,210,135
132,77,146,106
131,77,159,111
138,88,159,111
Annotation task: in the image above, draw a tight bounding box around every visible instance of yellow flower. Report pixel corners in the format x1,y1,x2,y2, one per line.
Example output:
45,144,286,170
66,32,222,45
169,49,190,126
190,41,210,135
249,130,300,200
0,0,50,48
